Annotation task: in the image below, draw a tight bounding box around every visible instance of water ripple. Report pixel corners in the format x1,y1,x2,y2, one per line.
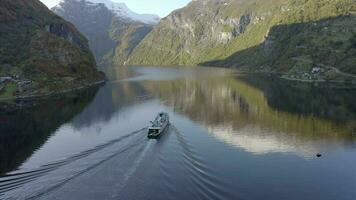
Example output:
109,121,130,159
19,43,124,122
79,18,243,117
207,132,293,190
163,126,234,200
0,127,146,198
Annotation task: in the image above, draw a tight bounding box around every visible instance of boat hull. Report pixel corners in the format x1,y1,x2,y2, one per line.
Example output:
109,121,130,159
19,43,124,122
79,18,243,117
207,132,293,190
148,113,170,139
148,122,169,138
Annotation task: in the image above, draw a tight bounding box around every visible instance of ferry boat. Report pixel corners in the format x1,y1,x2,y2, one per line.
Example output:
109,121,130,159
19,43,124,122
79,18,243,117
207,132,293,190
148,112,170,138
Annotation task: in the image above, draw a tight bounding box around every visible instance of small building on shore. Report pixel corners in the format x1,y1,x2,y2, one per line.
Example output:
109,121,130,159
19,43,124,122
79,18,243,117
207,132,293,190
311,67,322,74
0,77,12,83
18,80,35,93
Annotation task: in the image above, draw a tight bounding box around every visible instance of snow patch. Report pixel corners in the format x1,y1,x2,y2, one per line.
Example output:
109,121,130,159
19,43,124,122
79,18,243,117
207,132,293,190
56,0,160,24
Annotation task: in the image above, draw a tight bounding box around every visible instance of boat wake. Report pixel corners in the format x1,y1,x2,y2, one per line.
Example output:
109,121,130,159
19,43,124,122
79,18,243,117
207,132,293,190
0,127,147,200
116,140,154,194
166,126,234,200
116,125,233,200
2,124,235,200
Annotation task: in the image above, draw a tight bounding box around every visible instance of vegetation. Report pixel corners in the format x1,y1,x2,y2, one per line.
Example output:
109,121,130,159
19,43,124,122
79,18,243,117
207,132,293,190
126,0,356,81
53,0,154,68
0,83,17,98
107,18,153,66
0,0,104,100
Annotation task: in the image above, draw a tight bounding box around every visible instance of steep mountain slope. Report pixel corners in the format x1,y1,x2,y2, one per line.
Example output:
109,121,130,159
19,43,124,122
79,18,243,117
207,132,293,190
127,0,356,80
53,0,157,66
0,0,104,99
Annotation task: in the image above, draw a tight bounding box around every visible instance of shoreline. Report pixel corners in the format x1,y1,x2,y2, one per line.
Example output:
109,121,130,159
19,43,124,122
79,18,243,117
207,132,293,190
0,79,106,102
278,76,356,88
108,65,356,86
231,70,356,86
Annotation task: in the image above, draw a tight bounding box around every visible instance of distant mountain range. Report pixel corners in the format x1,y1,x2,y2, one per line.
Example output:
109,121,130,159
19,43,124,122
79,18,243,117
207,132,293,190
1,0,355,85
52,0,356,81
54,0,160,25
53,0,158,67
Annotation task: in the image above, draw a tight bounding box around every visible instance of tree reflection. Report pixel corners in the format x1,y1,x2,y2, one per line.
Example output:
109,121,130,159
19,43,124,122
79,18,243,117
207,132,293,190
0,86,100,175
141,76,356,156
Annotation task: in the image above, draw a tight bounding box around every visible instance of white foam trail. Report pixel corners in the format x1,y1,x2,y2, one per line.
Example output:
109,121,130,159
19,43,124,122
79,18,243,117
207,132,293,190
119,140,153,192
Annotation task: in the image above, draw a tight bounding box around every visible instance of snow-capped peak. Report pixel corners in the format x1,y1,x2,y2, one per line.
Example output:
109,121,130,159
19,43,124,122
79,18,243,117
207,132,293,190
56,0,160,24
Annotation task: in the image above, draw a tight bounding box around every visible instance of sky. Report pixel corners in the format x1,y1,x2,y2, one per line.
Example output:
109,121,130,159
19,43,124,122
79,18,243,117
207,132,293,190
39,0,191,17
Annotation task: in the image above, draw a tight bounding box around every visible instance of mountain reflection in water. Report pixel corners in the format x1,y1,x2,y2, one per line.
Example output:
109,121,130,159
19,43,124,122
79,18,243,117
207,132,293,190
141,75,356,157
0,87,100,175
1,67,356,200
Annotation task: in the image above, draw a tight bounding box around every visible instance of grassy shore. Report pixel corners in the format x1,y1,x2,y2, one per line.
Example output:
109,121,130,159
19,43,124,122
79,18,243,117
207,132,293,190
0,80,106,102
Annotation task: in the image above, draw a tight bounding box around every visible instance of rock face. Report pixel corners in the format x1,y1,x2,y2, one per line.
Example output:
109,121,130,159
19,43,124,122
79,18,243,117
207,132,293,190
53,0,157,67
0,0,104,98
81,0,160,24
127,0,356,77
126,0,263,65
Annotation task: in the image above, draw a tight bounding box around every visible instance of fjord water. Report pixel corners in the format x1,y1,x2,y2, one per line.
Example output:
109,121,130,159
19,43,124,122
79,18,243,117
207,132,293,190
1,67,356,200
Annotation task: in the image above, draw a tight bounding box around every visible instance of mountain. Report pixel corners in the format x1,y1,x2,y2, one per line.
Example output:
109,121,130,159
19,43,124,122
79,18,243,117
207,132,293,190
127,0,356,81
0,0,105,99
53,0,159,66
79,0,160,24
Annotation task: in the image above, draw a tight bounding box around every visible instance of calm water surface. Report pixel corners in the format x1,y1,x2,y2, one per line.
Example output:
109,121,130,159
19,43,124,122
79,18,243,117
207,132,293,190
0,66,356,200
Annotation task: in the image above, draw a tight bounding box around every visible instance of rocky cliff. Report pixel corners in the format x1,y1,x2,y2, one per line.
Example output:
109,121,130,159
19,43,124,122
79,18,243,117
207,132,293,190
0,0,105,99
127,0,356,80
53,0,156,67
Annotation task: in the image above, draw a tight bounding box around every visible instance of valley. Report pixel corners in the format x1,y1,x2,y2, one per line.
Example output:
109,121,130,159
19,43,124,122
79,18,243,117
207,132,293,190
52,0,159,67
0,1,356,200
18,0,345,83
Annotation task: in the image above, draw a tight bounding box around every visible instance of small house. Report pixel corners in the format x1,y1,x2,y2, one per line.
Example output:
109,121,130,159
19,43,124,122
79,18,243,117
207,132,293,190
311,67,322,74
0,77,12,83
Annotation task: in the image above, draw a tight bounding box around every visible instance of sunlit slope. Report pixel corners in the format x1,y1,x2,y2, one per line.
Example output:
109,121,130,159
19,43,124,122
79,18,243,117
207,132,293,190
127,0,356,76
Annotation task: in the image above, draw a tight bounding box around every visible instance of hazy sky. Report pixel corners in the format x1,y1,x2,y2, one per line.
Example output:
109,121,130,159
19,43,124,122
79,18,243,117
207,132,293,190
39,0,191,17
